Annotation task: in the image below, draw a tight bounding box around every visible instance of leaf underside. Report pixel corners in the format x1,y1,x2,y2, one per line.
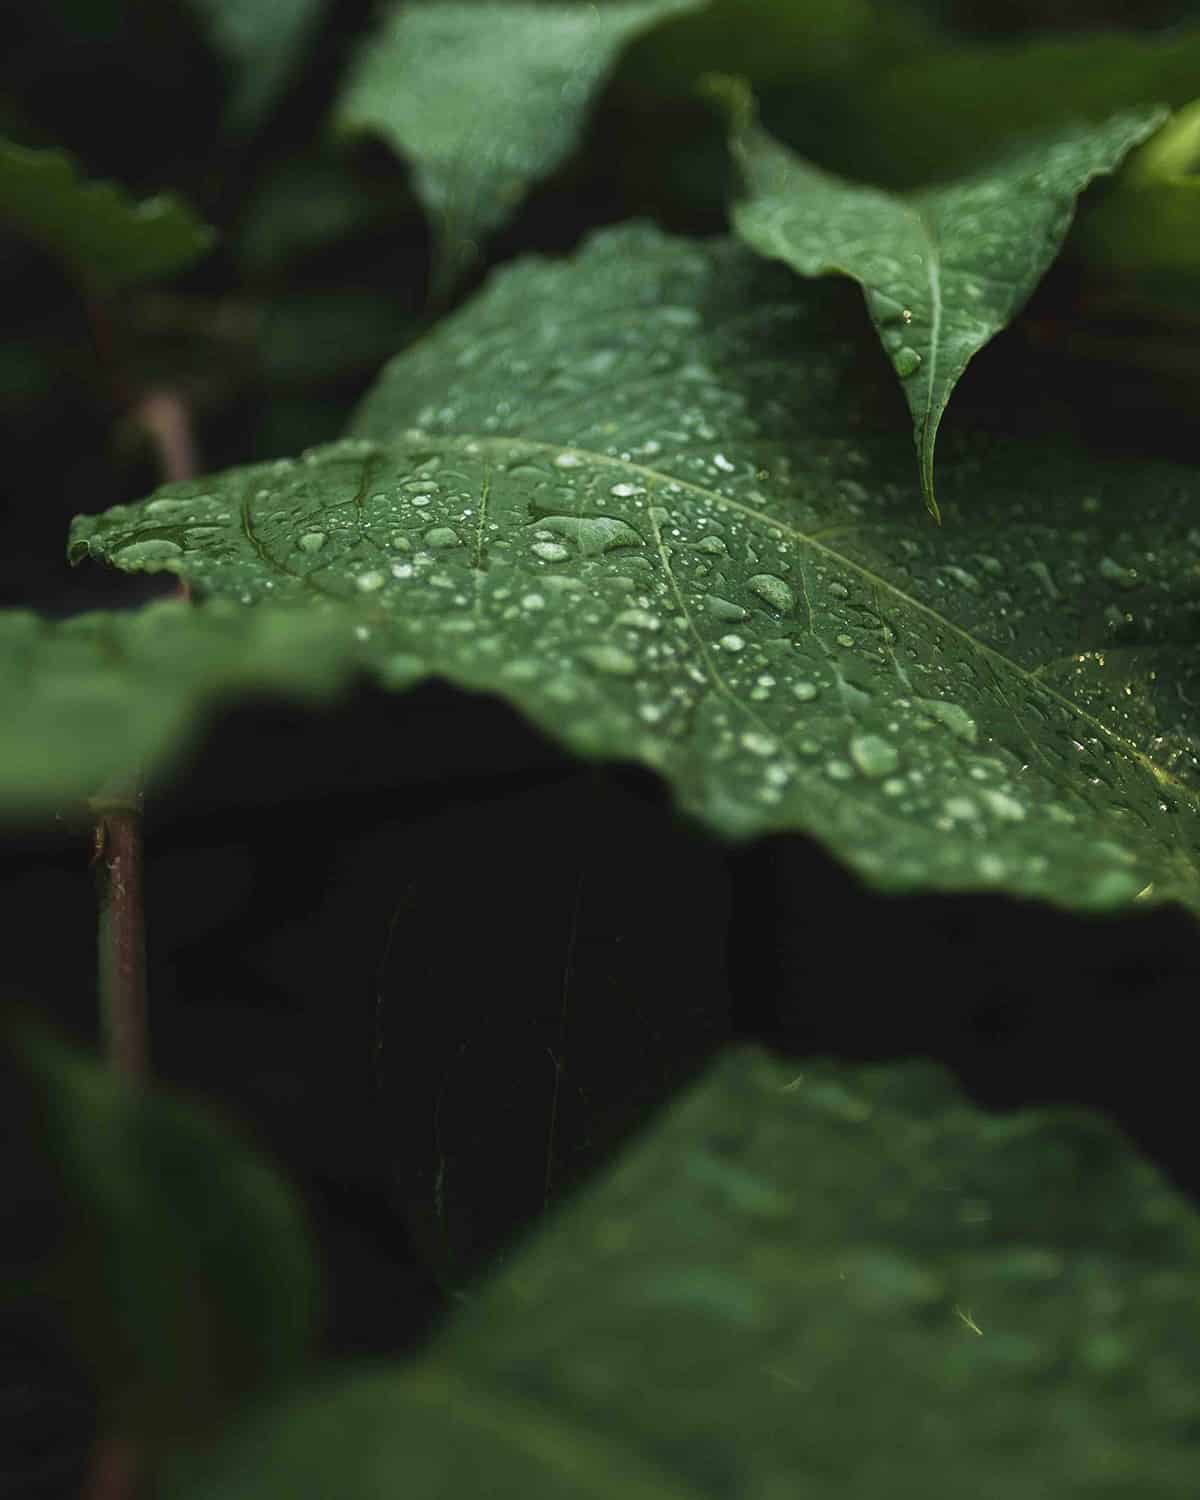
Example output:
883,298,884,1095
67,224,1200,916
719,100,1166,518
167,1048,1200,1497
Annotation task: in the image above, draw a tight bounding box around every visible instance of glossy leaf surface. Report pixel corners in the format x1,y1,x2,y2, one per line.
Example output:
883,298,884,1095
2,1020,318,1444
713,87,1164,516
334,0,698,292
166,1047,1200,1496
70,226,1200,915
0,138,215,291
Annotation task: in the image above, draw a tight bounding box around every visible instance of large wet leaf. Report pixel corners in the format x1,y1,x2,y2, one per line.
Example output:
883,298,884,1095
710,84,1164,517
70,225,1200,915
334,0,699,294
1,1018,318,1445
0,138,214,291
166,1047,1200,1497
0,601,363,823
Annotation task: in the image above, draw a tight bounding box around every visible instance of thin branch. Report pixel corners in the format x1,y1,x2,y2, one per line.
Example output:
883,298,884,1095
92,780,147,1084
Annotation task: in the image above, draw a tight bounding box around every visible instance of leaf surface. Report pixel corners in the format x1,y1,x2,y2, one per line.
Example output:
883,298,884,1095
68,226,1200,915
0,601,363,822
166,1047,1200,1497
188,0,328,131
0,138,215,291
2,1019,318,1445
711,86,1165,517
334,0,699,293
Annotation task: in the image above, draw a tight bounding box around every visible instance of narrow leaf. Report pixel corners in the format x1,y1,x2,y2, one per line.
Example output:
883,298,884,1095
68,227,1200,916
709,80,1165,518
2,1018,318,1445
334,0,700,294
0,138,215,292
166,1048,1200,1497
188,0,328,132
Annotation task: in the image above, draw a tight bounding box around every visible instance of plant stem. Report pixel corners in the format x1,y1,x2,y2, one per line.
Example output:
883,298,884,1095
93,782,147,1084
82,1434,141,1500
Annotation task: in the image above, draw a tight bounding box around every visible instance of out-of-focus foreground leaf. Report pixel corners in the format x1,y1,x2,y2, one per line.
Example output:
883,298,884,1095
165,1047,1200,1497
0,1018,318,1446
0,602,363,823
333,0,700,294
68,226,1200,915
0,137,215,291
709,82,1164,517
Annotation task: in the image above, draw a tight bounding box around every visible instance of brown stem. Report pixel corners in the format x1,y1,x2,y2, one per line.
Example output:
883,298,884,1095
91,783,148,1084
81,1433,142,1500
132,388,198,486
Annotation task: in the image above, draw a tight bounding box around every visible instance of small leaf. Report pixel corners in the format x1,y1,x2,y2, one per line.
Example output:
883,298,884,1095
1,1018,318,1445
165,1048,1200,1497
0,137,215,292
0,600,364,821
334,0,701,295
188,0,328,132
69,226,1200,916
708,81,1165,519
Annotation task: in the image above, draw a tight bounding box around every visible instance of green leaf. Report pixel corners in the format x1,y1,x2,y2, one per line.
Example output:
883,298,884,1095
188,0,328,132
1072,97,1200,279
68,225,1200,915
0,138,215,291
166,1047,1200,1497
839,25,1200,189
2,1018,318,1445
707,80,1165,518
0,601,364,822
334,0,701,295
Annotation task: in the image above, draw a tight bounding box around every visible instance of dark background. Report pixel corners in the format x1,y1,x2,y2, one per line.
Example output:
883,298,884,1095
4,2,1200,1495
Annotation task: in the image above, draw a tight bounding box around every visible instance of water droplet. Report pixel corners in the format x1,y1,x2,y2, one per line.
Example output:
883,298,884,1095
114,539,183,565
747,574,795,612
1098,556,1139,590
849,734,899,778
698,535,728,555
610,482,645,499
299,531,326,553
892,347,922,378
554,451,582,468
356,569,386,592
740,731,778,756
425,526,460,548
836,633,855,649
615,608,660,631
792,681,818,701
718,634,746,652
914,698,977,744
828,582,849,600
825,759,854,781
537,514,643,557
980,788,1025,821
943,796,978,820
522,592,546,611
1026,560,1059,600
713,452,736,473
579,644,636,675
410,493,432,507
532,541,570,562
705,594,749,622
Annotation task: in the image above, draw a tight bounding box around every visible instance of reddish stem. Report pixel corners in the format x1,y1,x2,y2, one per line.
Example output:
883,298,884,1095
93,800,148,1084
